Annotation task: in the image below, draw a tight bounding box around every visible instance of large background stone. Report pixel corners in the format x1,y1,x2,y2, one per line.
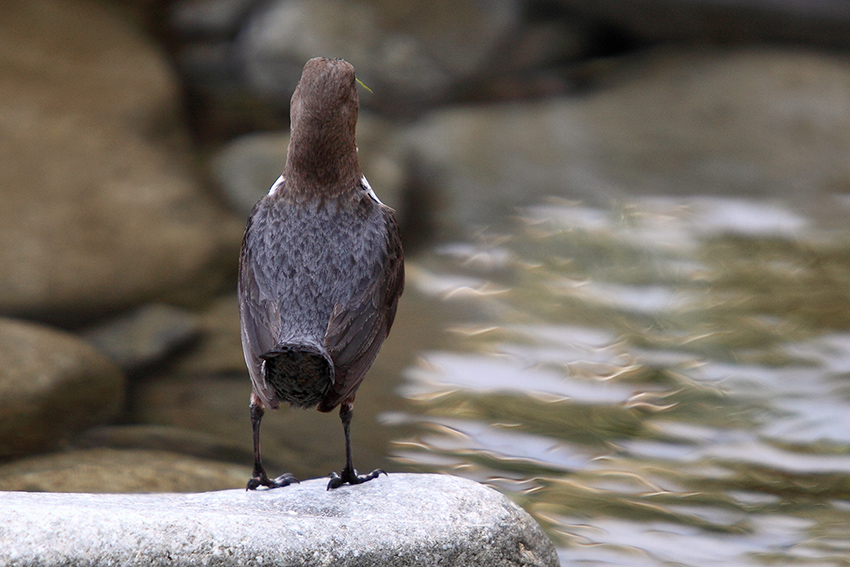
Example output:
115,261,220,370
0,0,242,323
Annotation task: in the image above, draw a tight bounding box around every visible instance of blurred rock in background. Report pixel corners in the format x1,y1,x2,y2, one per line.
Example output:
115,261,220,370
0,318,125,458
0,0,243,326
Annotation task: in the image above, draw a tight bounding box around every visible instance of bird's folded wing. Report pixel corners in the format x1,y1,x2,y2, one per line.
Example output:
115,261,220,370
238,216,281,407
321,209,404,409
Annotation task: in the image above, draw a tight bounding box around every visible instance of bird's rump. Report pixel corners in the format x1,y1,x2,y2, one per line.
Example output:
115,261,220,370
260,341,334,408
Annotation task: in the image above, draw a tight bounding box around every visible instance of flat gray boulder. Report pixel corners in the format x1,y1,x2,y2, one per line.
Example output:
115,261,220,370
0,473,558,567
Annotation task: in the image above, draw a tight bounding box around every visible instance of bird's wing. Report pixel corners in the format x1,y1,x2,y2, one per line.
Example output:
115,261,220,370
319,206,404,411
238,202,281,408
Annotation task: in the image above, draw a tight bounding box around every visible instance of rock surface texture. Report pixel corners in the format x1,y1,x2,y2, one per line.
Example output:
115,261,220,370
0,474,558,567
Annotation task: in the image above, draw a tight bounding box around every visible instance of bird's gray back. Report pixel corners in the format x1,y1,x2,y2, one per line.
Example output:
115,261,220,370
244,194,388,348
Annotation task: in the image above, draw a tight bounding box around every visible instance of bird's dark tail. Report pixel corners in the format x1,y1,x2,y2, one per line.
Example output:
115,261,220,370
260,341,334,408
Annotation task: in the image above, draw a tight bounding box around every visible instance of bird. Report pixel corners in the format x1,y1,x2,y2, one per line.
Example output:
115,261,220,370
237,57,404,491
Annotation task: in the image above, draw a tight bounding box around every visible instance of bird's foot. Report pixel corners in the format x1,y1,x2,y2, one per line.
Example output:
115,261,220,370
327,466,386,490
246,470,298,491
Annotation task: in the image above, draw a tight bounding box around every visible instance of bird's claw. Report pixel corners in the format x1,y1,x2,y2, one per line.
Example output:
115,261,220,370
246,471,299,490
326,467,386,490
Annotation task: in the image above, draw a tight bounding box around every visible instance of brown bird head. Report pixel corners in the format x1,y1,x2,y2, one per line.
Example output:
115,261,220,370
284,57,362,197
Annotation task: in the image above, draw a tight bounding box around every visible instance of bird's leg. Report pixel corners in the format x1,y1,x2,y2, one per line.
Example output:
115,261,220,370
246,393,298,490
327,400,386,490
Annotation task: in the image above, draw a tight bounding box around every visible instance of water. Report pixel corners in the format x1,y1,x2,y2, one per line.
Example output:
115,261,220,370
384,195,850,566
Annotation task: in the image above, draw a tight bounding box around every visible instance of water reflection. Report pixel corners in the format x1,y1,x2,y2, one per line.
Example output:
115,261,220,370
388,196,850,566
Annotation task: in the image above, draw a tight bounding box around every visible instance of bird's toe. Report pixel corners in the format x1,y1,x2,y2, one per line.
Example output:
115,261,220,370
326,467,387,490
246,471,298,490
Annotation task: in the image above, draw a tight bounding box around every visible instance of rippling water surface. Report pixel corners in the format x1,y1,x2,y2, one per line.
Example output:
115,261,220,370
387,196,850,566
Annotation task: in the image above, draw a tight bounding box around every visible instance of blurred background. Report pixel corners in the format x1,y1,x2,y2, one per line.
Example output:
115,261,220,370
2,0,850,565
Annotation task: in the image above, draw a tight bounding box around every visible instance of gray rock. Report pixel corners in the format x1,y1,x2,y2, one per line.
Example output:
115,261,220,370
0,0,243,323
83,304,201,372
402,47,850,231
0,318,125,458
0,447,251,493
169,293,247,376
236,0,521,113
0,474,558,567
170,0,592,132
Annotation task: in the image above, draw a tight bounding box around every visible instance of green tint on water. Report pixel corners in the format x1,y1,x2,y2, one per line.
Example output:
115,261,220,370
387,197,850,566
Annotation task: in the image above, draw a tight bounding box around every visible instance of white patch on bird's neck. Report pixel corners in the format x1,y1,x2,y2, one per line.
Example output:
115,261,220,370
361,176,383,205
267,175,285,196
